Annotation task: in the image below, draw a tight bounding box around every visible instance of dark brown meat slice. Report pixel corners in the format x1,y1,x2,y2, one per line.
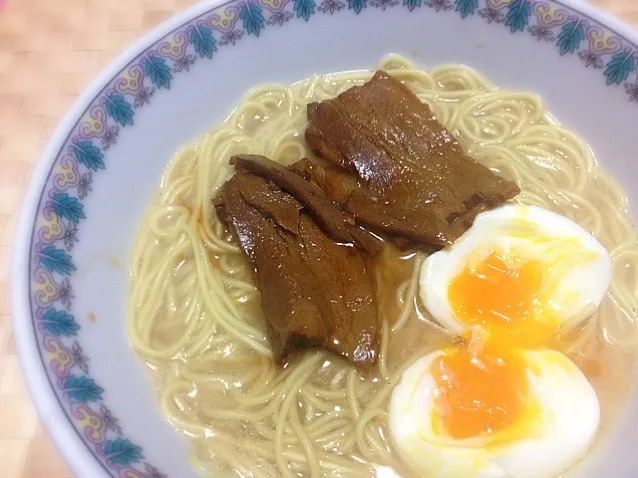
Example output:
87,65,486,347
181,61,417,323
214,172,379,367
232,154,383,256
238,177,303,235
290,158,435,253
305,70,520,247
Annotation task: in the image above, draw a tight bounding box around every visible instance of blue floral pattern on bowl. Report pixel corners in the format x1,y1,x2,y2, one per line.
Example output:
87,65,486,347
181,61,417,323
27,0,638,476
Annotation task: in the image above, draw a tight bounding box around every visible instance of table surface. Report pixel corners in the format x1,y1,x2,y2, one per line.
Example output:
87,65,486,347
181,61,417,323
0,0,636,476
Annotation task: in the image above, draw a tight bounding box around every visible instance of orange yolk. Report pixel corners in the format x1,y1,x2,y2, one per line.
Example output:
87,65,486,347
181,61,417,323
448,249,558,348
431,347,529,439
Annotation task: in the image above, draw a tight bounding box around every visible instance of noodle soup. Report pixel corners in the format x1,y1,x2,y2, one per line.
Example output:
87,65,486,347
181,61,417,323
127,56,638,477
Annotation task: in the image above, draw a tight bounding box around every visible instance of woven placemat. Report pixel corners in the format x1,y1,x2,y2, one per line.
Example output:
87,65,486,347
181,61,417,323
0,0,635,477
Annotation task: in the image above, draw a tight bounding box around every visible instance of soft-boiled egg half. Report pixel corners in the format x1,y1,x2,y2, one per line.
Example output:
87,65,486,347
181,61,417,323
420,205,611,347
389,345,600,478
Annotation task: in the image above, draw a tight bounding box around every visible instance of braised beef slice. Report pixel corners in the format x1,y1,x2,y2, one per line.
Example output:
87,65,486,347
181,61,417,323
214,172,379,367
305,70,520,247
232,154,355,242
232,154,383,256
289,158,434,253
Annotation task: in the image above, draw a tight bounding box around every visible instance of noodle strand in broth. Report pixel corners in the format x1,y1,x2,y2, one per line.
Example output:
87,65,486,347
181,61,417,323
127,55,638,477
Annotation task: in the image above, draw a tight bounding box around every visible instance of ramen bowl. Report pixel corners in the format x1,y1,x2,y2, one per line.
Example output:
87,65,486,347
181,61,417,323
10,0,638,477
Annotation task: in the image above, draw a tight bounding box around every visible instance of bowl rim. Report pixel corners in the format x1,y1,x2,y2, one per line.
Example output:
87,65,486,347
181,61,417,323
10,0,638,476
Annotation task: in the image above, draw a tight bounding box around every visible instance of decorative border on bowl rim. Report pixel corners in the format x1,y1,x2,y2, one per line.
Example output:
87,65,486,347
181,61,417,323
24,0,638,476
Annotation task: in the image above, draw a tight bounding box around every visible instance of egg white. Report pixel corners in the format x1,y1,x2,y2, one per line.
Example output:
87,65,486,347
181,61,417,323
389,349,600,478
419,205,612,337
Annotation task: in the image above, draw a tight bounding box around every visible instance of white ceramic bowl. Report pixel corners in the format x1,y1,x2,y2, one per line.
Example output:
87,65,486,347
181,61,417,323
10,0,638,476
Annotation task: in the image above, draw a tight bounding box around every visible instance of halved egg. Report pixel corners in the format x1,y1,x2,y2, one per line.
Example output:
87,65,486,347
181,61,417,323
389,346,600,478
419,205,611,347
